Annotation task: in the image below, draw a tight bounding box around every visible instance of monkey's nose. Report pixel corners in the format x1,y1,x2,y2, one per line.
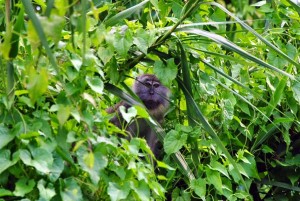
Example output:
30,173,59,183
149,88,154,95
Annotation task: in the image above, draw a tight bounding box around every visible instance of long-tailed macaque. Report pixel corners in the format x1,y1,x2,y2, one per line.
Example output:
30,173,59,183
107,74,170,157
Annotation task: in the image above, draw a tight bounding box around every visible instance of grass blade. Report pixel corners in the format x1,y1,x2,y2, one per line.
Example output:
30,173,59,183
177,41,201,175
207,75,287,152
204,1,300,69
7,61,14,102
176,28,294,80
176,77,248,191
104,0,149,27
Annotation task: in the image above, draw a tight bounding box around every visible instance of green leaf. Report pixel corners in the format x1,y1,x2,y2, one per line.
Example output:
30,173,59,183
156,161,175,170
38,15,65,43
98,46,114,64
107,182,130,201
237,101,251,116
206,168,223,194
70,53,83,71
0,150,19,174
265,77,287,117
267,52,287,69
262,145,274,154
222,98,235,120
190,178,206,198
48,154,64,182
119,106,137,123
107,57,120,84
283,154,300,166
237,151,259,179
153,59,177,86
133,29,156,54
57,105,71,126
20,148,53,174
113,31,133,57
291,79,300,104
171,188,191,201
0,189,13,197
77,145,108,184
13,178,35,197
131,180,150,201
110,163,126,180
104,0,150,26
86,76,104,94
210,8,226,32
0,125,15,149
60,178,83,201
209,160,230,178
27,67,48,104
164,130,188,155
37,179,56,201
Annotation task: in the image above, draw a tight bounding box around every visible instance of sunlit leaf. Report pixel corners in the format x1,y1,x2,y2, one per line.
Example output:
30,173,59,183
86,76,104,94
107,182,130,201
153,59,177,86
113,32,133,57
0,150,19,174
131,180,150,201
70,54,83,71
37,179,56,200
292,79,300,104
164,130,188,155
77,145,108,184
60,178,83,201
209,160,230,178
20,148,53,174
57,105,71,126
27,67,48,104
191,178,206,199
13,178,35,197
0,125,15,149
206,169,223,194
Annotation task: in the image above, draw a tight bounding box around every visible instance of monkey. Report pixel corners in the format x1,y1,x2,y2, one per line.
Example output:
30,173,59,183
107,74,170,157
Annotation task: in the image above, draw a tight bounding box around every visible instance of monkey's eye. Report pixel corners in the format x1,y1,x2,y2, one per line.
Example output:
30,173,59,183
153,83,160,88
145,82,152,87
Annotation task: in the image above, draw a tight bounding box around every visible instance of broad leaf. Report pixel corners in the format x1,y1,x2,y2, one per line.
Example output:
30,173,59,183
164,130,188,155
60,178,83,201
107,182,130,201
0,125,15,149
13,178,35,197
154,59,177,86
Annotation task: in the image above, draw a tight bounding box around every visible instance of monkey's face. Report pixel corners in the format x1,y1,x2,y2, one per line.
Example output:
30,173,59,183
133,74,170,111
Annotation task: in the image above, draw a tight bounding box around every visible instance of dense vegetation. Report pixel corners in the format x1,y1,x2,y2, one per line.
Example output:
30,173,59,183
1,0,300,200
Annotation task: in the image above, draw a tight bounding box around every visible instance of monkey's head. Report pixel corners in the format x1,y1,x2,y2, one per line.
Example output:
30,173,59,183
133,74,170,119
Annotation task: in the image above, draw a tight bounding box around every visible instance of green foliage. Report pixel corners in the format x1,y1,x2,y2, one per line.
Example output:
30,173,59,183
1,0,300,200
